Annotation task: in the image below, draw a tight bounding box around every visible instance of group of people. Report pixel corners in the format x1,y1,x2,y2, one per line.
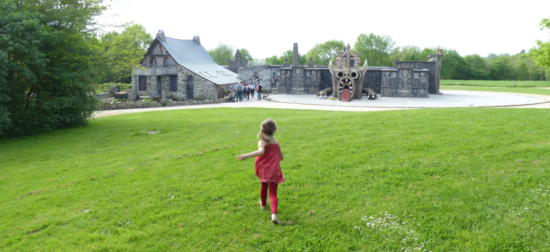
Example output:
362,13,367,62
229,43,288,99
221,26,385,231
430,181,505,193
227,78,263,102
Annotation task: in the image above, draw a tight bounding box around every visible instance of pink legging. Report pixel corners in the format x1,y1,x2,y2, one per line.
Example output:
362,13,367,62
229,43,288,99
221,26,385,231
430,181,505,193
260,182,278,214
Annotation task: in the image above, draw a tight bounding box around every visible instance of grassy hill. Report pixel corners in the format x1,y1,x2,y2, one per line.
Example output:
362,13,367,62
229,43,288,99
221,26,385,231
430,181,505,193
1,108,549,251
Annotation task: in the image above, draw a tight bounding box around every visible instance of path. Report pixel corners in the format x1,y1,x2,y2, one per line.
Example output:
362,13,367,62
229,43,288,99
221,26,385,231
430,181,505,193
92,91,550,119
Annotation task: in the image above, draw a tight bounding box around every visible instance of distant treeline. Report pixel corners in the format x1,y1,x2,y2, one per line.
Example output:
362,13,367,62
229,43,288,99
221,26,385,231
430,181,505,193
209,33,549,82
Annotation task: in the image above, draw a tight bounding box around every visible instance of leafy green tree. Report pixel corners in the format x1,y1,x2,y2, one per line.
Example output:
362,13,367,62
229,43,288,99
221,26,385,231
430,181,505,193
265,50,297,65
529,18,550,79
464,54,489,80
0,0,105,137
100,24,152,83
440,49,468,79
353,33,396,66
282,50,293,64
238,48,253,63
420,48,437,60
0,50,9,135
488,54,514,80
208,44,234,65
392,46,424,62
305,40,345,66
265,55,284,65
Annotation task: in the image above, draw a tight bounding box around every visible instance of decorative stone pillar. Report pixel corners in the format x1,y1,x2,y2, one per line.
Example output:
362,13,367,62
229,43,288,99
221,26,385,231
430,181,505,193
428,48,443,95
292,43,300,67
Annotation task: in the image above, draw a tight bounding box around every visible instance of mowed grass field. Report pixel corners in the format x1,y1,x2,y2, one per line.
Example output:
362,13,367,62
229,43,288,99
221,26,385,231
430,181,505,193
441,80,550,96
1,108,550,251
441,80,550,88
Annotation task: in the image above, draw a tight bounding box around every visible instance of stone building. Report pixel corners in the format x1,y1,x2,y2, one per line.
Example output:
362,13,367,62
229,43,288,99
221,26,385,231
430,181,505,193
130,31,241,101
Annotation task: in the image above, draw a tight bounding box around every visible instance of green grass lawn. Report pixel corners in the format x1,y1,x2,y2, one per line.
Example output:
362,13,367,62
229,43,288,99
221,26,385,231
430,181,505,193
1,108,550,251
441,86,550,96
441,80,550,88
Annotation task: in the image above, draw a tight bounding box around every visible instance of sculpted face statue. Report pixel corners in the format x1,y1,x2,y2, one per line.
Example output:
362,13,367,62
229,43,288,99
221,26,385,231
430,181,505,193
329,59,368,101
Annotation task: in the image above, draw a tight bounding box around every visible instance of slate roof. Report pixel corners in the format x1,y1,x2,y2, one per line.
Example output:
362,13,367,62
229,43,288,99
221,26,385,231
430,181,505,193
158,37,241,85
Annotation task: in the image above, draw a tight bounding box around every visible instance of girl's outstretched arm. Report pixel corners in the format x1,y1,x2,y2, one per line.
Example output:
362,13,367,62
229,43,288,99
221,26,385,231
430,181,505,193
237,141,265,161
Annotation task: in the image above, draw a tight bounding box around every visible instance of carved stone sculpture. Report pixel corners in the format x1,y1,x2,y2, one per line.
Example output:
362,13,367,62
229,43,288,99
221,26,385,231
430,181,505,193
362,88,378,100
327,45,369,101
328,59,368,101
316,87,333,99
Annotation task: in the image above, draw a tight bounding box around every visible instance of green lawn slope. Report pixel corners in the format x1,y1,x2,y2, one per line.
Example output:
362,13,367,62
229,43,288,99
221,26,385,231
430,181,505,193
1,108,549,251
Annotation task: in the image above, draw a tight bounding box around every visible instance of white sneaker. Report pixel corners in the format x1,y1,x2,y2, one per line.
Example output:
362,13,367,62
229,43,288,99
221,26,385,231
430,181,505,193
259,200,266,211
271,213,279,224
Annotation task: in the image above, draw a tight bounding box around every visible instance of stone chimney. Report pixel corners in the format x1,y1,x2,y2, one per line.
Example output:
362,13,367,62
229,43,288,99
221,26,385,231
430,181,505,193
156,30,166,42
193,35,201,45
292,43,300,67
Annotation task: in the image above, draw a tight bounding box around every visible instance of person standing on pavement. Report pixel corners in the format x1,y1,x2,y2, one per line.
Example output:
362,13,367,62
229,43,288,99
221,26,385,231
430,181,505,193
237,82,243,102
257,82,263,101
250,82,255,99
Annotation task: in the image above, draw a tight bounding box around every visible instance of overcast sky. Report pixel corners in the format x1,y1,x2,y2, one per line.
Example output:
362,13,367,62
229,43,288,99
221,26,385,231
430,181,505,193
96,0,550,59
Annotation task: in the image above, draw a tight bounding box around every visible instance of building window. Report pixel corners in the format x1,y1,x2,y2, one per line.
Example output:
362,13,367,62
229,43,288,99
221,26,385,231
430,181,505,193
157,45,161,54
139,76,147,91
150,57,156,67
170,76,177,91
164,57,169,66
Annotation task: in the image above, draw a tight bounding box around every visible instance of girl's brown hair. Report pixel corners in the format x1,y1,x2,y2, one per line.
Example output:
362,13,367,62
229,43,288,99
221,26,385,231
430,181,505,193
258,119,277,147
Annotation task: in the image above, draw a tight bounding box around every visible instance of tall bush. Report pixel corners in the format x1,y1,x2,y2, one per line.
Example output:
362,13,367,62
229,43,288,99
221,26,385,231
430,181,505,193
0,1,105,138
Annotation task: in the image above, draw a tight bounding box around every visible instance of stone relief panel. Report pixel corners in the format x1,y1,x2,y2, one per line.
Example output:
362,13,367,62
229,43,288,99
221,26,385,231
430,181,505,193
381,69,428,98
396,62,436,94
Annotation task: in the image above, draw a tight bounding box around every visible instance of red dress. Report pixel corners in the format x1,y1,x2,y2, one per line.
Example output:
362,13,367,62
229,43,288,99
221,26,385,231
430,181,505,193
255,143,284,184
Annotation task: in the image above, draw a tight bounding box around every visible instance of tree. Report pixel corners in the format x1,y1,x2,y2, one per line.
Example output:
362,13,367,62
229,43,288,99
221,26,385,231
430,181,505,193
0,0,105,137
100,24,153,83
440,49,468,80
464,54,489,80
208,44,234,65
305,40,345,66
238,48,253,63
488,54,514,80
265,50,300,65
282,50,293,64
392,46,424,62
353,33,396,67
0,50,9,135
529,18,550,76
265,55,284,65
